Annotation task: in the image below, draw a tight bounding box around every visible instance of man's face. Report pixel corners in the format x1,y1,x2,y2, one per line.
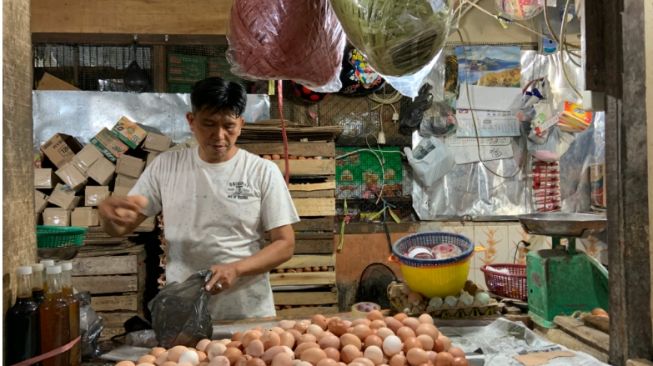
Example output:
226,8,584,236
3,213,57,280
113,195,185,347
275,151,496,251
187,108,244,163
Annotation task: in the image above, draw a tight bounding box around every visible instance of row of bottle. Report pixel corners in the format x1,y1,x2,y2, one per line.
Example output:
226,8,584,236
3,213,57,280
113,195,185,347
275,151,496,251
5,259,80,366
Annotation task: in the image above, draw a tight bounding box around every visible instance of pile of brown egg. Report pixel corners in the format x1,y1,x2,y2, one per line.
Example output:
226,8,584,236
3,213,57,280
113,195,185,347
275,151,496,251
116,310,468,366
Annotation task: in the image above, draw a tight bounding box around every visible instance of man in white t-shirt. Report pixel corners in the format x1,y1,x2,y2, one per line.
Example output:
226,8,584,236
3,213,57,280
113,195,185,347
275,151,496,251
98,77,299,320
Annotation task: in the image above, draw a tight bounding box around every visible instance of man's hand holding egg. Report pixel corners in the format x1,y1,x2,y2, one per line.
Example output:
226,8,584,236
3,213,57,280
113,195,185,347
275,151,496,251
98,194,149,226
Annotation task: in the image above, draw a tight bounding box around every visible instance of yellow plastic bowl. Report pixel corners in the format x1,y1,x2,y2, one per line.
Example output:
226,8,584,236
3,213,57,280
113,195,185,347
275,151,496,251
398,257,471,298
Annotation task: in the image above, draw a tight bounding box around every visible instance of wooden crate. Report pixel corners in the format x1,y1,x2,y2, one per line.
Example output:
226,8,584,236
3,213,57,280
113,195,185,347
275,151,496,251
72,244,146,341
239,142,336,158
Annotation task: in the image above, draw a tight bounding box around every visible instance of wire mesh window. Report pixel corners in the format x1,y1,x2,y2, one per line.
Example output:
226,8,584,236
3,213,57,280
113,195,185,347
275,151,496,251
33,44,153,91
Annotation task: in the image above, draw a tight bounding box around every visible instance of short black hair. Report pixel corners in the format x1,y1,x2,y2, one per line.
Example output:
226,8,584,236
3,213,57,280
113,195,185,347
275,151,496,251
190,77,246,117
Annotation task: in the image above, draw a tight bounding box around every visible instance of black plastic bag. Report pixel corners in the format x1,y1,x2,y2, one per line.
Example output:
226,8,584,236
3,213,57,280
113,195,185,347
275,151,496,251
77,291,103,359
148,270,213,348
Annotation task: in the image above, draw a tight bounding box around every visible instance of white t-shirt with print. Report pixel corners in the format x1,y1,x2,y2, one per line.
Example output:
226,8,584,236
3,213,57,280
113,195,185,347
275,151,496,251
129,147,299,320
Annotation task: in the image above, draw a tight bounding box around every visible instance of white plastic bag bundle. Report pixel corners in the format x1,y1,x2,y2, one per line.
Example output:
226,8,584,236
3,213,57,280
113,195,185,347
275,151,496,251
404,136,455,188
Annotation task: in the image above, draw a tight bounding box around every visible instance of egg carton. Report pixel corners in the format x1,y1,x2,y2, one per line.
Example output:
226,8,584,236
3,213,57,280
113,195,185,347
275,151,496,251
426,300,500,319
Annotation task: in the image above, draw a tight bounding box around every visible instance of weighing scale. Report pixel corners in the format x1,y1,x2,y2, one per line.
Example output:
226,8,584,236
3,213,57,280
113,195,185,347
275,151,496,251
518,213,609,328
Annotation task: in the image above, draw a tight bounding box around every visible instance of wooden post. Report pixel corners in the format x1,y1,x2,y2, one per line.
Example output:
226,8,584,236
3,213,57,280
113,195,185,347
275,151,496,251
3,0,37,313
590,0,653,364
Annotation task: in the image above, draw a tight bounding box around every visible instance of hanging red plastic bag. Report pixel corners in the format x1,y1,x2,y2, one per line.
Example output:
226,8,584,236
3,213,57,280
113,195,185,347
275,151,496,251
227,0,346,92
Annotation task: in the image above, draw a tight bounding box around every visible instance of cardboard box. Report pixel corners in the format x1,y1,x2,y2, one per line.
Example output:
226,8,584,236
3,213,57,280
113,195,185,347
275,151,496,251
37,72,80,91
71,144,103,174
143,133,172,152
115,174,138,189
90,128,129,162
40,133,83,168
87,157,115,185
85,186,110,207
55,163,87,191
48,184,80,209
146,151,160,166
71,207,99,227
34,168,56,189
112,185,132,197
35,191,48,213
43,208,70,226
112,116,148,149
116,155,145,178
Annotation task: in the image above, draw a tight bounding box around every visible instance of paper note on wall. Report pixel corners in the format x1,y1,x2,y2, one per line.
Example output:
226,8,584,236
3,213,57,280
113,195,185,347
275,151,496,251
445,136,514,164
456,109,521,137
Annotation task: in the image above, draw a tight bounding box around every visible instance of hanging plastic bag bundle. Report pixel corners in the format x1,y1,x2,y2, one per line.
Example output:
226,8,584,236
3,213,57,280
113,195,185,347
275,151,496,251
148,270,213,348
330,0,452,97
404,136,455,188
227,0,346,92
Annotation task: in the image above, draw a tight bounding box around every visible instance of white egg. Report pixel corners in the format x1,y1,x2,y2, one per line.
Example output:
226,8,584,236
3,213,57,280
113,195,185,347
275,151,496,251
382,335,402,356
178,350,200,365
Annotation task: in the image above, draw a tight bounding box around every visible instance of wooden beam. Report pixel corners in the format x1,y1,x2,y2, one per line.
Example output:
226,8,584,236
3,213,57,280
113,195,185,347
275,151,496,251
32,33,228,46
554,316,609,353
274,160,336,177
151,45,167,92
293,198,336,217
583,0,623,97
293,217,334,232
270,272,336,287
540,328,609,363
72,275,139,294
31,0,233,35
276,306,339,318
276,255,334,270
240,142,336,157
273,291,338,306
72,251,144,276
604,0,653,362
91,294,140,312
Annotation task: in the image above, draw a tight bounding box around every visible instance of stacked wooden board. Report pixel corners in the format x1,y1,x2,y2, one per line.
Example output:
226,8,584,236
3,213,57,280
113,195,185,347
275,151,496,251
538,315,610,363
72,228,147,341
240,131,340,317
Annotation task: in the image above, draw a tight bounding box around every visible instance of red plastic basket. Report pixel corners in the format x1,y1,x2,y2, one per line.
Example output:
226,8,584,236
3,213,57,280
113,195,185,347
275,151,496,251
481,264,527,301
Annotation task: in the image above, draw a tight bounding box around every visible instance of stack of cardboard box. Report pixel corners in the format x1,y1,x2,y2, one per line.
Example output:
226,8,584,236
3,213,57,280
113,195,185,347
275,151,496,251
35,116,172,231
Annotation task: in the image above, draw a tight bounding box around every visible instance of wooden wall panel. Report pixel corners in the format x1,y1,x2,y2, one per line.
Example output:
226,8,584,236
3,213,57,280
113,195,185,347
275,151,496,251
3,0,36,312
31,0,233,35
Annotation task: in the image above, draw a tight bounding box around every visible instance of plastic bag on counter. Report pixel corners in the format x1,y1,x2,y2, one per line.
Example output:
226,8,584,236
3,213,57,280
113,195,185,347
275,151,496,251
330,0,452,97
227,0,346,92
77,291,103,359
148,270,213,348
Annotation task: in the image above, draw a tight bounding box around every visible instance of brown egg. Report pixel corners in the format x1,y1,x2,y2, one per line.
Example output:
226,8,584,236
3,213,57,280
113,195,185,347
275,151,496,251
279,331,296,348
591,308,609,318
341,344,363,363
136,354,156,364
342,320,353,328
318,333,340,349
278,320,296,330
270,326,285,335
427,350,437,363
224,347,244,365
232,332,243,342
434,338,445,353
352,357,375,366
416,335,434,351
396,326,416,341
261,331,281,349
364,334,384,349
352,318,371,327
352,324,373,340
300,347,327,365
437,335,452,351
370,319,386,330
294,320,311,333
245,339,265,357
452,357,468,366
197,351,207,362
262,345,292,364
327,319,348,337
406,348,429,366
367,309,385,321
323,347,340,361
384,317,404,333
418,313,434,324
136,363,155,366
206,342,227,359
435,352,454,366
307,324,325,338
161,362,177,366
402,317,421,331
241,330,263,348
294,342,319,358
393,313,408,322
389,354,407,366
116,362,136,366
403,337,422,353
288,329,303,343
209,355,230,366
312,314,328,330
376,327,394,340
246,358,266,366
228,341,243,350
299,333,317,344
155,351,169,365
168,346,190,362
316,358,338,366
151,347,167,357
448,347,465,359
340,333,362,350
271,352,293,366
363,345,384,365
234,355,250,366
415,323,439,340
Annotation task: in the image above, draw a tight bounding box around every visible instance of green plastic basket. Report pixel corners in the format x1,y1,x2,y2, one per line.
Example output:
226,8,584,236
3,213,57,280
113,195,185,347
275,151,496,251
36,226,87,249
